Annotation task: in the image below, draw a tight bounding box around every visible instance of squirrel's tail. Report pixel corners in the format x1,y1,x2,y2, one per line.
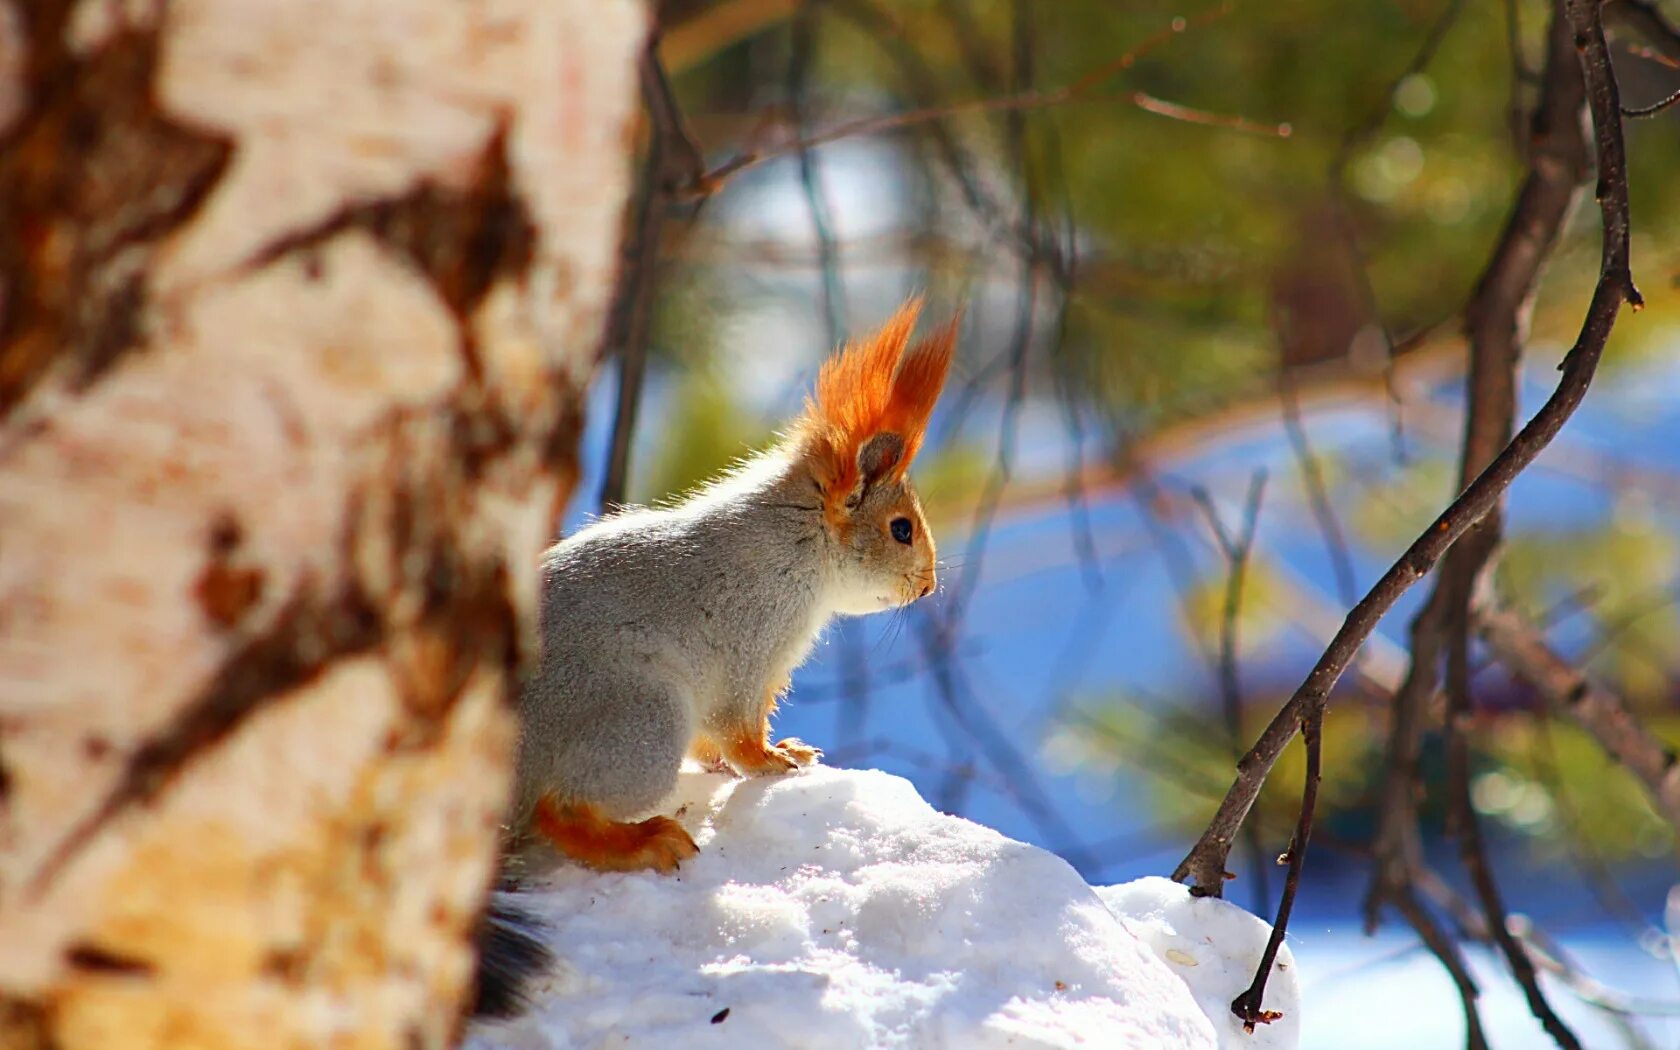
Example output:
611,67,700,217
471,892,553,1020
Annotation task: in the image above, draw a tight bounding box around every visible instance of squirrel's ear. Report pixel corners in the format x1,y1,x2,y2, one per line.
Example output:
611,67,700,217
857,432,906,487
796,297,959,514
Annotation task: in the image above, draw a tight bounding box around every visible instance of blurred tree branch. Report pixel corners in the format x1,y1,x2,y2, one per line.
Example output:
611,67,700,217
1477,605,1680,829
1608,0,1680,64
1191,472,1272,912
675,3,1289,200
1325,0,1468,458
600,30,708,510
1173,0,1643,1033
1362,3,1591,1043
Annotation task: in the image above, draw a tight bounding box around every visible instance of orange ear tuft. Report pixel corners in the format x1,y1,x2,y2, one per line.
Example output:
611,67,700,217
881,312,959,470
811,296,922,461
797,297,958,507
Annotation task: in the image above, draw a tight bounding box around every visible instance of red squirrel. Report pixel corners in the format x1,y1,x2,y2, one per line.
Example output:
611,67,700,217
473,299,958,1017
515,297,957,871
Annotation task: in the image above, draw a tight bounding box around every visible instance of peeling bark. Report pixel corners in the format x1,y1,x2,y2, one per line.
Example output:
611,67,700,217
0,0,232,415
0,1,646,1047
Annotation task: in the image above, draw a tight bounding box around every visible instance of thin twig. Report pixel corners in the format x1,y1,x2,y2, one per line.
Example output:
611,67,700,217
787,1,848,346
1191,472,1271,912
1516,916,1680,1024
1622,86,1680,116
1415,866,1680,1025
659,0,800,75
1570,584,1680,671
1050,267,1105,595
1128,465,1221,674
1445,600,1581,1047
1018,13,1104,595
599,35,697,510
1278,367,1359,606
1625,42,1680,70
940,0,1042,625
1526,712,1662,942
785,2,874,759
1174,136,1635,892
1506,0,1530,155
1393,885,1491,1049
1231,708,1320,1030
825,0,1037,261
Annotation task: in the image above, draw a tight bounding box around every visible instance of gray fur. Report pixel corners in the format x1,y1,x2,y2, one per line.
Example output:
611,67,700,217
513,442,938,827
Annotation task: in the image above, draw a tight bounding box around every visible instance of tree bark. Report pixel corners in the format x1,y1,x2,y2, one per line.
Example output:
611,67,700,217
0,1,646,1047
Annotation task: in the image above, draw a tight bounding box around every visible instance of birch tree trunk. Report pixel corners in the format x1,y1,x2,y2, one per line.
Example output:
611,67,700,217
0,2,645,1046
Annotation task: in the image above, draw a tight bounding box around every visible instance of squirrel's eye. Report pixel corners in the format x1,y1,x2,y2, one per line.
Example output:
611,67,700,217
890,517,913,545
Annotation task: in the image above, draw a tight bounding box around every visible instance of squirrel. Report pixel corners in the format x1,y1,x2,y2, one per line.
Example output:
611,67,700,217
472,298,958,1019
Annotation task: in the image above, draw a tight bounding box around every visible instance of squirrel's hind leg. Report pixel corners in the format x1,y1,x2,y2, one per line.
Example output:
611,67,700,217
532,798,698,874
516,672,694,871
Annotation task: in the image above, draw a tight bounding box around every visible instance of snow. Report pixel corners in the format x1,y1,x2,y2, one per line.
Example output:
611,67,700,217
466,765,1299,1049
1098,879,1300,1050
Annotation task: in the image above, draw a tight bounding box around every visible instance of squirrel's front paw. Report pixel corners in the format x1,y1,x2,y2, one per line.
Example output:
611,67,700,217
725,736,823,777
773,737,822,767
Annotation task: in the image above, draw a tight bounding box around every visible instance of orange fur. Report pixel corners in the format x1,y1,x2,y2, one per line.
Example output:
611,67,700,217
533,797,698,873
720,731,820,775
687,734,727,770
797,297,959,511
711,680,818,775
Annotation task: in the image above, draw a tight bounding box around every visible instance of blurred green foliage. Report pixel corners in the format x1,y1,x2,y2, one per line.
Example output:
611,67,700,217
1502,516,1680,699
644,0,1680,865
659,0,1680,436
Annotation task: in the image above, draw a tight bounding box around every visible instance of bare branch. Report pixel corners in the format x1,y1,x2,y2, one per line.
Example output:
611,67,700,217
1505,0,1532,154
1278,369,1359,606
599,34,702,510
1446,596,1580,1047
1392,886,1491,1049
1526,713,1661,941
1622,85,1680,116
1231,707,1319,1030
787,1,848,346
938,0,1046,628
1365,0,1589,983
918,620,1104,875
1173,3,1641,1035
1477,605,1680,829
824,0,1038,260
659,0,800,75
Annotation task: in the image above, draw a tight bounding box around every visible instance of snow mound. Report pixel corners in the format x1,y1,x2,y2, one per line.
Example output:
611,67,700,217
1097,878,1299,1049
467,765,1297,1049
